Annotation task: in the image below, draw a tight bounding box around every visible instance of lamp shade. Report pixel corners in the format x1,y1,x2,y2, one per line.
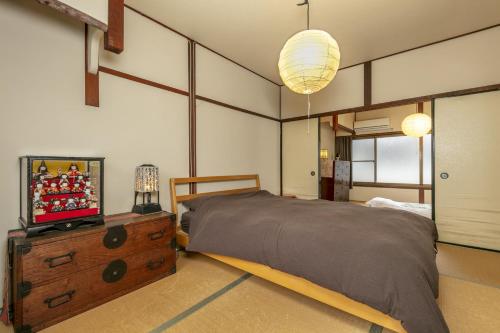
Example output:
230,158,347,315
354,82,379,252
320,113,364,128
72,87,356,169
320,149,329,159
278,29,340,95
401,113,432,137
134,164,159,193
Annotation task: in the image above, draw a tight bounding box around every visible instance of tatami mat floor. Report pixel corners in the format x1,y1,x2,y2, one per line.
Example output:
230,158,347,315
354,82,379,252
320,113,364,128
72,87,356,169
1,243,499,333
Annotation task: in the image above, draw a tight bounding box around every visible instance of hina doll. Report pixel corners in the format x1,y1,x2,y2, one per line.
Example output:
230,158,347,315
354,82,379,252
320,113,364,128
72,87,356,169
65,197,77,210
33,192,47,216
51,199,63,212
59,174,69,185
47,182,59,194
79,197,89,209
39,175,49,187
67,163,81,178
72,183,83,193
85,180,94,191
34,160,52,179
34,183,46,196
76,175,86,187
60,181,71,194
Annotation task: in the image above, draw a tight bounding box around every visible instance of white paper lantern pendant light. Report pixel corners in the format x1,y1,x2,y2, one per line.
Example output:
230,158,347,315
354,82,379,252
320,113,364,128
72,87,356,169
401,105,432,138
278,0,341,132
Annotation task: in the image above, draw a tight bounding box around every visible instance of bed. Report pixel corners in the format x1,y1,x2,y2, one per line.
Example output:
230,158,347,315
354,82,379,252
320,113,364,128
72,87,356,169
169,175,448,333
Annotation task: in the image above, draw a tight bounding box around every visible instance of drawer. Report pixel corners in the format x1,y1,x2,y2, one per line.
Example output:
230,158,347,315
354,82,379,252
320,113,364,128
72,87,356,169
18,217,175,286
16,247,176,331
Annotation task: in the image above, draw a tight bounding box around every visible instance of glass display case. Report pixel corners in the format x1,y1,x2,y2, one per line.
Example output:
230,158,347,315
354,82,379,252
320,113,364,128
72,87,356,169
19,156,104,236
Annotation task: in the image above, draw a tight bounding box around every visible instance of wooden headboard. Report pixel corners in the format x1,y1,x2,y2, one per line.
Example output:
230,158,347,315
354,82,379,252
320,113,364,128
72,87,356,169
169,174,261,216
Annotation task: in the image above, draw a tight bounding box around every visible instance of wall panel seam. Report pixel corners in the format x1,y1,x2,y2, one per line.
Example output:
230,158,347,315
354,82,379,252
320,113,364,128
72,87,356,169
123,4,282,87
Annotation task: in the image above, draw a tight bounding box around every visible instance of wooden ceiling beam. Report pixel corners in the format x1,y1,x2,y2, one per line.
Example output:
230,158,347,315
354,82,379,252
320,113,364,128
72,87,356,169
104,0,124,53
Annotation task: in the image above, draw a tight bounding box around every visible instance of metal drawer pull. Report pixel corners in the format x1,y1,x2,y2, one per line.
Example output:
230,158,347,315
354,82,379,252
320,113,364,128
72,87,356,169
44,251,76,268
146,257,166,270
148,229,166,241
44,290,75,308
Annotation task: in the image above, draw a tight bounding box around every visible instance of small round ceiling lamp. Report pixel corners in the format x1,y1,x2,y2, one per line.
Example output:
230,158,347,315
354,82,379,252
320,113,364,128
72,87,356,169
278,0,340,95
402,113,432,138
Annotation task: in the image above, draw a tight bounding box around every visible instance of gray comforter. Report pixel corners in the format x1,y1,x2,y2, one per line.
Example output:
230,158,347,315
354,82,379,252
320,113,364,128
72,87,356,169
183,191,449,333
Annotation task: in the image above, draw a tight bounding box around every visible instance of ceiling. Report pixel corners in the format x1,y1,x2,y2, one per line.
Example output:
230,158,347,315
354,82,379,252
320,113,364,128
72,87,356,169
125,0,500,84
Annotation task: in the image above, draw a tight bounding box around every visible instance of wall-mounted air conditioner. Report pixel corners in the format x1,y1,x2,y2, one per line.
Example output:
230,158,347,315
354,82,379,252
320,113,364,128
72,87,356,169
354,118,392,134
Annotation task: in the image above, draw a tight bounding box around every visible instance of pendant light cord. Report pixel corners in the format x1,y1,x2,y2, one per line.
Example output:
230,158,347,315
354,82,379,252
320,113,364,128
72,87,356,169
307,94,311,134
297,0,310,30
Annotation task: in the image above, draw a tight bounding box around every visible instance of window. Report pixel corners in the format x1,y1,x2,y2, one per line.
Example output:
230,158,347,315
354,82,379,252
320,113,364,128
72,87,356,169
352,139,375,182
352,134,432,185
377,136,419,184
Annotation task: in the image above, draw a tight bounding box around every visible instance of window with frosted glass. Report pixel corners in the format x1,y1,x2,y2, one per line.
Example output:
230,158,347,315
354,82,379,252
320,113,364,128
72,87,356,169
352,139,374,161
352,139,375,182
423,134,432,184
377,136,419,184
352,162,375,182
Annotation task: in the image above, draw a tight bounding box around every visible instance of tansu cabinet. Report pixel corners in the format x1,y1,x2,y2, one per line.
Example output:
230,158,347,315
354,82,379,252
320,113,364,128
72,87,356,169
9,212,176,333
320,160,350,201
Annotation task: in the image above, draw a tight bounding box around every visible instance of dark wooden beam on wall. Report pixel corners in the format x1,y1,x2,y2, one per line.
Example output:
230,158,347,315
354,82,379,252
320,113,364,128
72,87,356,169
195,96,280,122
188,40,197,194
417,102,425,203
282,83,500,122
99,66,189,96
104,0,124,54
85,25,99,107
364,62,372,106
279,88,283,196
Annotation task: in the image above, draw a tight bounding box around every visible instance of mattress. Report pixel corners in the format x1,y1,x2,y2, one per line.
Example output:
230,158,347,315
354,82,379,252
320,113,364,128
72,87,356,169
366,197,432,219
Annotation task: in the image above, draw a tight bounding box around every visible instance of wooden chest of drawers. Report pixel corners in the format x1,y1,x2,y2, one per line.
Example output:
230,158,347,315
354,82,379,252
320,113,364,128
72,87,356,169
9,212,176,333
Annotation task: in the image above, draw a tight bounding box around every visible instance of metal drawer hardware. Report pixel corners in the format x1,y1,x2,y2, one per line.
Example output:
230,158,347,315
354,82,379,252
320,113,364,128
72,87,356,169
103,225,128,249
44,251,76,268
440,172,449,180
44,290,75,309
146,257,166,270
148,229,166,241
102,259,128,283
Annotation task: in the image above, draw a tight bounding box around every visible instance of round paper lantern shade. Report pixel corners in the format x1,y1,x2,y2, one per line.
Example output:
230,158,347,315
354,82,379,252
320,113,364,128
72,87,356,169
402,113,432,137
278,29,340,95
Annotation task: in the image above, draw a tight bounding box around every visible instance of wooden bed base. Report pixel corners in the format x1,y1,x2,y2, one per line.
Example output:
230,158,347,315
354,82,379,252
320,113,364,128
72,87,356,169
169,175,406,333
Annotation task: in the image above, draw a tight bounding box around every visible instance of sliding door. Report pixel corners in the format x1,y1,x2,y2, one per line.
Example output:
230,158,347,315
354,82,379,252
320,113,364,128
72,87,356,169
282,119,319,199
434,90,500,250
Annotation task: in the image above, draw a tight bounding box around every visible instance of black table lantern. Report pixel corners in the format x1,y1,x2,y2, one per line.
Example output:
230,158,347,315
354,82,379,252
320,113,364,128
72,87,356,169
132,164,162,214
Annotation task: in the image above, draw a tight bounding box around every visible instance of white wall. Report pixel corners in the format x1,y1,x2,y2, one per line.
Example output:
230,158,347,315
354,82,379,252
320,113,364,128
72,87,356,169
197,46,280,119
372,26,500,104
0,0,280,296
281,65,364,119
196,101,280,194
100,7,189,90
